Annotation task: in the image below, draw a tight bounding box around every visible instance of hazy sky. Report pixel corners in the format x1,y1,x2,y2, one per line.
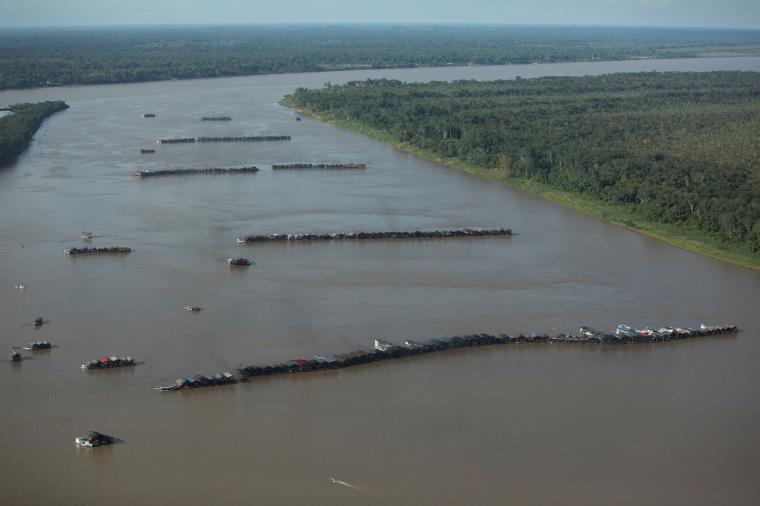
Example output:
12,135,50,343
1,0,759,29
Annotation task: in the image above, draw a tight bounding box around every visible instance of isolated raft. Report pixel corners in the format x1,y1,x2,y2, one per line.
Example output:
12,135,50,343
64,246,132,255
155,324,738,392
237,228,512,244
133,166,259,178
272,163,367,170
157,135,290,144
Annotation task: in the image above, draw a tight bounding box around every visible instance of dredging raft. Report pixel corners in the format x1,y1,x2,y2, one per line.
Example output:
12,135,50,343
64,247,132,255
237,228,512,244
272,163,367,170
133,166,259,178
154,323,737,392
81,356,137,370
157,135,290,144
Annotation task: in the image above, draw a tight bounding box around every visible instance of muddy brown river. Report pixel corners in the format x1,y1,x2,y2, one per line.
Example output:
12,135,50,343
1,58,759,505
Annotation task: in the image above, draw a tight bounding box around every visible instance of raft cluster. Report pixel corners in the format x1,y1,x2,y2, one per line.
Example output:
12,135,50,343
133,166,259,178
152,324,738,392
81,356,137,370
154,372,237,391
272,163,367,170
238,228,513,244
22,341,51,351
158,135,290,144
64,246,132,255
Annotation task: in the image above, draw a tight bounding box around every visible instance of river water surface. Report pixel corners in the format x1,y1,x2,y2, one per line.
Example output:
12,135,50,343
1,58,759,505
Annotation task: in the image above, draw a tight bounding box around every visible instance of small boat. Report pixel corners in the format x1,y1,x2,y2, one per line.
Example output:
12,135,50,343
75,431,114,447
184,305,203,312
374,339,395,352
236,237,246,244
143,113,156,118
616,324,635,336
227,257,252,267
14,284,25,291
10,350,22,362
140,149,155,154
22,341,51,351
81,232,93,240
33,317,44,327
403,340,423,351
296,117,302,121
658,327,675,335
636,328,654,337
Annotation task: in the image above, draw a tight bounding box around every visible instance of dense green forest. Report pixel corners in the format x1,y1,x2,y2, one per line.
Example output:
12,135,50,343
288,72,760,264
2,25,760,89
0,101,68,166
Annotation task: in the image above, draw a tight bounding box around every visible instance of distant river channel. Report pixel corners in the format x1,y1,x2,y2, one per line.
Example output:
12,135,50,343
1,57,759,506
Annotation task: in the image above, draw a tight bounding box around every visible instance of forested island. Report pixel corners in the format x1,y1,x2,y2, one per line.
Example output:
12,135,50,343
286,71,760,269
1,25,760,89
0,101,68,166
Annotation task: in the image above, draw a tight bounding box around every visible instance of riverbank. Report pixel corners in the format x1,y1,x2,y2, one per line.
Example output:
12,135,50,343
284,99,760,271
0,101,68,167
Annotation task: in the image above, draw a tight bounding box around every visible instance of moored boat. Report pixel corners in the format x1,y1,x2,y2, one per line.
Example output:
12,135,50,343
374,339,395,352
81,356,136,370
9,350,22,362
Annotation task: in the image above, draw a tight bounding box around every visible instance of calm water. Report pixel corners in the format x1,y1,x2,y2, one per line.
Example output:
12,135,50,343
1,58,759,506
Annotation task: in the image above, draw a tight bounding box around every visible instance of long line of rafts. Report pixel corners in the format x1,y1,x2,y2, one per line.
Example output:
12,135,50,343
64,246,132,255
133,167,259,178
157,135,290,144
272,163,367,170
159,324,737,392
237,228,512,244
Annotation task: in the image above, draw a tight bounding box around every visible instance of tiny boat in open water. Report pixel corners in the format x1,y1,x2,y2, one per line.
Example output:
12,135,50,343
227,257,252,267
184,305,203,312
33,317,44,327
75,431,115,447
81,232,93,240
9,350,22,362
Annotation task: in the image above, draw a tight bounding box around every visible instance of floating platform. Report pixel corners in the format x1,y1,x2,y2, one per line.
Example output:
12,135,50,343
157,135,290,144
65,246,132,255
237,228,512,244
81,356,136,370
134,167,259,178
272,163,367,170
156,324,738,392
22,341,51,351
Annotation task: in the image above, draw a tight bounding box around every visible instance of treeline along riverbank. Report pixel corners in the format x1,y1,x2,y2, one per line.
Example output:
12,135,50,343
2,25,760,89
286,71,760,269
0,101,68,166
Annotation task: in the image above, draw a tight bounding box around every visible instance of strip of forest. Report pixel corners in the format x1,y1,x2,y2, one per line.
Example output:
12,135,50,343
0,101,68,166
1,25,760,89
286,71,760,268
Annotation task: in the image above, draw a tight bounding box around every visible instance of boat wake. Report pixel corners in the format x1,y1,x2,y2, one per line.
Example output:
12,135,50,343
329,477,360,490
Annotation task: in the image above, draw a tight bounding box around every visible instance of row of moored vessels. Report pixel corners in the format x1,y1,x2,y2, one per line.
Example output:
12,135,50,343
64,246,132,255
272,163,367,170
154,372,237,391
157,135,290,144
151,323,737,391
81,356,137,370
237,228,513,244
133,166,259,178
